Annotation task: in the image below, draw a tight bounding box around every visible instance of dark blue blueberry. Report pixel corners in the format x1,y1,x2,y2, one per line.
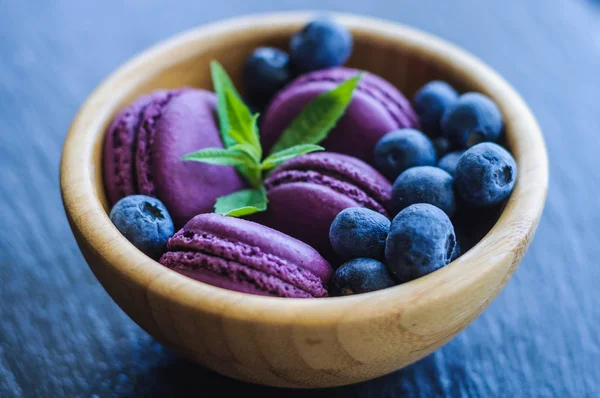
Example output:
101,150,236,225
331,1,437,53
433,136,452,159
243,47,292,107
289,17,353,74
441,92,503,148
331,258,397,296
437,150,465,176
329,207,391,262
391,166,456,217
413,81,459,136
373,128,437,181
109,195,175,259
385,203,456,283
454,142,517,207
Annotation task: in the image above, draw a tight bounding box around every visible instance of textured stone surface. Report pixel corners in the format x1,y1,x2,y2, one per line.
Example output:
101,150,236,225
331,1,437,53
1,0,599,396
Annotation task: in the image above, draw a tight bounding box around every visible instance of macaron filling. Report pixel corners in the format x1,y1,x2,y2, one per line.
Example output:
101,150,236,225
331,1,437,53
264,153,393,217
108,112,140,199
161,229,329,298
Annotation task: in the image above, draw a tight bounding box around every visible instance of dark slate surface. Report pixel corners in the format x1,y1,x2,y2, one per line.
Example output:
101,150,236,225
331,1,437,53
1,0,599,396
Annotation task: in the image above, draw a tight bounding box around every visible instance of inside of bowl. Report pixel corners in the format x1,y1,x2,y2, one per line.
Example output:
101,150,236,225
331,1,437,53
93,22,514,258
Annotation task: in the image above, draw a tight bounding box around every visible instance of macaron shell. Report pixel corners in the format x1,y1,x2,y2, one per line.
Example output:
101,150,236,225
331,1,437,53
135,89,185,197
358,68,420,127
264,170,388,215
162,226,329,297
337,154,392,188
259,67,419,164
102,92,157,205
145,90,247,228
182,213,333,283
250,182,362,265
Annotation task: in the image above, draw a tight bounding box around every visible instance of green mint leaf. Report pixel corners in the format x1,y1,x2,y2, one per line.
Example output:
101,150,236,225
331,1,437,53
226,128,246,147
260,144,324,170
181,146,256,168
230,142,261,163
225,130,259,162
210,60,244,148
269,73,363,154
224,90,262,156
227,143,262,188
182,144,262,187
250,113,262,159
214,187,268,217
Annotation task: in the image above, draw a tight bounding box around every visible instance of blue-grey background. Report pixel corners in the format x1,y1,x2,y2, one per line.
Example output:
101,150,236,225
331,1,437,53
1,0,599,397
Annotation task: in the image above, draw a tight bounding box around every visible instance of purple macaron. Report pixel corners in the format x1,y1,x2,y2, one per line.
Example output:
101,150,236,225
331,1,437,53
259,67,419,164
249,152,393,265
159,213,333,298
102,88,246,228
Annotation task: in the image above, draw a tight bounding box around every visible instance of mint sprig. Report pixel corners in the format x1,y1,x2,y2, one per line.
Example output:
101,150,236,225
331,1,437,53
183,60,362,217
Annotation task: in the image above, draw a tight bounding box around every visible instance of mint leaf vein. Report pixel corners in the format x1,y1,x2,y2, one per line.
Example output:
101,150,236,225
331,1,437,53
214,187,268,217
183,62,362,217
261,144,324,170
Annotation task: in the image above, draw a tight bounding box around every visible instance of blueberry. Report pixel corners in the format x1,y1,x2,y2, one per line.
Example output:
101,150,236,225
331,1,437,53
290,17,353,74
413,81,459,136
437,150,464,176
451,239,462,261
391,166,456,217
329,207,391,262
243,47,292,107
385,203,456,283
454,142,517,207
109,195,175,259
373,128,437,181
441,92,503,148
433,136,452,159
330,258,397,296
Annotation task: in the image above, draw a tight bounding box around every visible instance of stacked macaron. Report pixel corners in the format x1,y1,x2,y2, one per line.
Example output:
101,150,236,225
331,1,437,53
102,87,246,228
103,16,517,298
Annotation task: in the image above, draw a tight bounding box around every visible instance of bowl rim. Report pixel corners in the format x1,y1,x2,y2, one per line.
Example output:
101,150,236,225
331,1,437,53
60,11,549,325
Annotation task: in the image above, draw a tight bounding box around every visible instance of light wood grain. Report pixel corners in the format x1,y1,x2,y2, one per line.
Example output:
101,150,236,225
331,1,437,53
59,11,548,388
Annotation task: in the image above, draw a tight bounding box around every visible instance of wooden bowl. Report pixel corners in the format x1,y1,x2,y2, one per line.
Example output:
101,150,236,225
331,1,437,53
59,11,548,388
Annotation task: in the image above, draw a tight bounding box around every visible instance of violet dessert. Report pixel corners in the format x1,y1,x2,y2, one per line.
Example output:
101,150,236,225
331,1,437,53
160,213,333,298
259,66,420,164
250,152,393,265
102,87,246,228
